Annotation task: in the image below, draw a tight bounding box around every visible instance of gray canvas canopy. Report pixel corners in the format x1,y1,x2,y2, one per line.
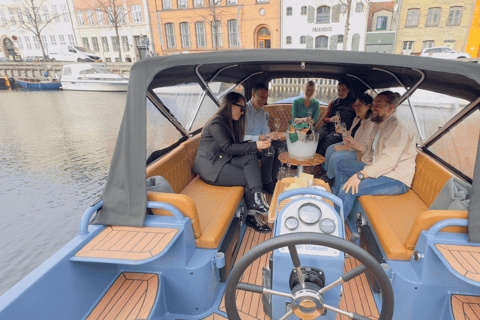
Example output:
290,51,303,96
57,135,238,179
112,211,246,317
92,49,480,231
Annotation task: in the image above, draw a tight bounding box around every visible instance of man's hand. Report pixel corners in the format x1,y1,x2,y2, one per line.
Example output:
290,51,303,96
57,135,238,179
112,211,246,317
342,171,369,195
256,140,271,150
268,132,282,140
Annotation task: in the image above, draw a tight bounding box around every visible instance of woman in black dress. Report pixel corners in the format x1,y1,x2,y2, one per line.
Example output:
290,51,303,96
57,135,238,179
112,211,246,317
193,92,272,233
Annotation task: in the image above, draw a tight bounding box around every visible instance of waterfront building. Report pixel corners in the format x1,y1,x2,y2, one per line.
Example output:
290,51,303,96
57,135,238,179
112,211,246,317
0,0,77,61
147,0,281,55
69,0,153,62
280,0,368,50
365,1,398,53
465,0,480,58
394,0,476,55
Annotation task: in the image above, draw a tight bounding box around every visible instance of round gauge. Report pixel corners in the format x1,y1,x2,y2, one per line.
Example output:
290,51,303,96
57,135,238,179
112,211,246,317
319,218,336,234
285,216,299,230
298,203,322,225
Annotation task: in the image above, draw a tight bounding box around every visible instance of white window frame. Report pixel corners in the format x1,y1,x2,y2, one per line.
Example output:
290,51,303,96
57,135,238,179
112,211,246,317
301,6,307,15
355,2,363,12
96,9,104,25
86,9,94,25
8,9,16,25
0,10,7,26
426,7,440,26
59,35,66,46
180,22,191,47
17,8,23,23
82,37,89,49
112,36,120,52
68,34,75,46
17,37,24,50
212,20,223,47
195,21,206,47
228,19,239,47
76,10,85,26
165,23,176,48
406,8,419,27
106,8,113,25
163,0,172,9
286,7,292,16
447,6,462,26
131,5,142,22
25,36,32,50
102,36,109,51
42,5,49,22
92,37,99,51
300,36,306,44
178,0,188,8
122,36,129,51
118,7,125,24
50,35,57,46
286,36,292,44
51,5,59,22
61,4,70,22
33,36,40,49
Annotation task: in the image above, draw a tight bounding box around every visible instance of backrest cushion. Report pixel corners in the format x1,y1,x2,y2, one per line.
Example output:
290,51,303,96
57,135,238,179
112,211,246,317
263,104,328,133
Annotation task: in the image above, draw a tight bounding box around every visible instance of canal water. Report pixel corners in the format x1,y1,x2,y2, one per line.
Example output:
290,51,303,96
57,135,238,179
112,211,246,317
0,87,477,297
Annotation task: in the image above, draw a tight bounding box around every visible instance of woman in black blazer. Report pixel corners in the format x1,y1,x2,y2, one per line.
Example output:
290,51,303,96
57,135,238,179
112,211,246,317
193,92,271,233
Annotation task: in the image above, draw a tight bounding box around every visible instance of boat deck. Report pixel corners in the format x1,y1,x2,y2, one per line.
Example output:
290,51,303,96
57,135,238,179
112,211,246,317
436,244,480,283
204,221,379,319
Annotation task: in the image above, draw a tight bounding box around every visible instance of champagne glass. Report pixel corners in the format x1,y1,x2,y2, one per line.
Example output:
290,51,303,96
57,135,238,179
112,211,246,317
334,111,341,136
339,122,348,138
274,118,281,132
307,109,313,122
277,147,287,180
264,137,273,157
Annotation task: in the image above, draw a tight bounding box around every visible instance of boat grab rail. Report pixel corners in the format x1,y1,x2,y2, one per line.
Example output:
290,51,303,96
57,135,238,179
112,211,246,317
78,200,185,236
427,218,468,236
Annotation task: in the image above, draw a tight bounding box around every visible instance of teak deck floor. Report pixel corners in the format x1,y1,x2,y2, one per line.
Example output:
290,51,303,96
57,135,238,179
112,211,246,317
205,222,379,319
451,295,480,320
436,244,480,283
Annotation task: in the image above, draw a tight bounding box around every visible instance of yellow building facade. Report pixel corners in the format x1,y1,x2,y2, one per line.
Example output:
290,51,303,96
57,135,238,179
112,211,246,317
465,0,480,57
394,0,475,55
148,0,281,55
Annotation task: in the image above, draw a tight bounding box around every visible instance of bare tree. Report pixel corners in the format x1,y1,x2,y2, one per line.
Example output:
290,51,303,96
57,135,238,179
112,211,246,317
198,0,227,51
7,0,59,61
339,0,368,51
94,0,130,61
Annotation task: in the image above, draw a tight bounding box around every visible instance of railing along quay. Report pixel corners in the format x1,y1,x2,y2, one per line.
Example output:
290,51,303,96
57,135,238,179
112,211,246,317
0,62,133,80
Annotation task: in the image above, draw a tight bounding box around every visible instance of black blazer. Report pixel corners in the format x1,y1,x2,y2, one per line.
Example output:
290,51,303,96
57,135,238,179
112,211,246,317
193,116,258,183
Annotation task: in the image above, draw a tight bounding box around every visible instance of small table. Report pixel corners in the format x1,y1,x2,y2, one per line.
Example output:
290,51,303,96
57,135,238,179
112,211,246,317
268,177,333,223
278,152,325,176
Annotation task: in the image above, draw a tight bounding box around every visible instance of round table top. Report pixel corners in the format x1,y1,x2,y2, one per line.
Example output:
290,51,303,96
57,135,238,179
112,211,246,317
278,152,325,167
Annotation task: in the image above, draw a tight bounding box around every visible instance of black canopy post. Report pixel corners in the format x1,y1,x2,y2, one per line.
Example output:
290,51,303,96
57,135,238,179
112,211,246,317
469,130,480,243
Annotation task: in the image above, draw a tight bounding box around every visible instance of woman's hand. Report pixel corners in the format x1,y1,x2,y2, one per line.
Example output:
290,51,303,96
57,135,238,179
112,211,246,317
293,118,303,124
333,144,348,151
256,139,271,150
344,136,362,151
330,115,340,123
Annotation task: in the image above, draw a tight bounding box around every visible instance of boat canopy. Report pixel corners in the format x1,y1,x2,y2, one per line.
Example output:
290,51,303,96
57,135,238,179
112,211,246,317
93,49,480,236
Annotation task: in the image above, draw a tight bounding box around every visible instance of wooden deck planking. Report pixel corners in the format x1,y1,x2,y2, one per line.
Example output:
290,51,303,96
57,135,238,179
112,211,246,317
75,226,179,261
452,295,480,320
436,244,480,283
86,273,158,320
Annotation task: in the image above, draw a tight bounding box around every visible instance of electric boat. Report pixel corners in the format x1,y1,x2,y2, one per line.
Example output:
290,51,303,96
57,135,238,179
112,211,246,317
0,50,479,320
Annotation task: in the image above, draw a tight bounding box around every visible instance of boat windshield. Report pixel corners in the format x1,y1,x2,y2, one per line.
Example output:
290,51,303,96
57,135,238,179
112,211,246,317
79,67,115,74
74,46,95,54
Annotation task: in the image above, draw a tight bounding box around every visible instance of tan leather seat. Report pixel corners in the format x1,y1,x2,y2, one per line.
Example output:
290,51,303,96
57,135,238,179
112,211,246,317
263,104,327,132
360,151,468,261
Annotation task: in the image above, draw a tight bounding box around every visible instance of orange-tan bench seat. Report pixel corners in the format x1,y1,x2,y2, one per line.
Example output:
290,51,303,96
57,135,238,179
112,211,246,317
359,151,468,261
146,135,244,249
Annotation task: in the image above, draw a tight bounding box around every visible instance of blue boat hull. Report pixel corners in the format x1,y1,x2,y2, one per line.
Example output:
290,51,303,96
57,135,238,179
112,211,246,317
16,79,61,90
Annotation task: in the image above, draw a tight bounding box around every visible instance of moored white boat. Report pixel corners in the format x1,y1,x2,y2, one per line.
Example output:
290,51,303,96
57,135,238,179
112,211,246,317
60,63,128,92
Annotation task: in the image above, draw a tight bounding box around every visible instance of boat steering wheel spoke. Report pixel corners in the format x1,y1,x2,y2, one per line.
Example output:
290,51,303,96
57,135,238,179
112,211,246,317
318,264,368,295
236,282,293,299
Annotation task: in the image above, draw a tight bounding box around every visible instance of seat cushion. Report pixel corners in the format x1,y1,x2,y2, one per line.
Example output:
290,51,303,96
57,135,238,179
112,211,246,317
181,176,244,249
359,190,429,260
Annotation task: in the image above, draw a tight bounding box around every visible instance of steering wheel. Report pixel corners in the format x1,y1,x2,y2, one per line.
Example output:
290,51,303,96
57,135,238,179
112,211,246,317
225,232,394,320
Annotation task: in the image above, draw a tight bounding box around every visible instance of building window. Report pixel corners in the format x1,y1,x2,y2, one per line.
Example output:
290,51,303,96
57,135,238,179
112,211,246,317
17,8,23,23
212,20,223,47
406,9,419,27
422,40,434,49
426,7,440,26
68,34,75,46
131,5,142,22
8,9,16,25
41,35,48,49
338,34,343,43
24,36,32,50
300,36,306,44
34,36,40,49
122,36,129,51
355,2,363,12
102,36,109,51
286,36,292,44
179,22,190,47
76,10,84,26
178,0,188,8
444,40,455,49
105,58,111,62
256,0,268,2
82,37,89,49
447,6,462,26
228,19,239,47
106,8,113,24
340,4,346,13
316,6,330,24
301,6,307,15
195,21,206,47
194,0,204,7
376,16,387,30
163,0,172,9
286,7,292,16
315,36,328,49
210,0,221,6
403,41,413,50
42,6,49,22
50,35,57,46
227,0,237,5
92,37,99,51
59,35,66,46
117,7,125,24
61,4,69,22
17,37,24,50
86,9,94,25
165,23,176,48
0,10,8,26
51,5,59,22
112,36,120,51
96,9,104,25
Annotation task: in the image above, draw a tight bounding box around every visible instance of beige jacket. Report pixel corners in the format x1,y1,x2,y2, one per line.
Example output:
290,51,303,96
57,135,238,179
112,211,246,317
361,112,417,187
347,117,375,152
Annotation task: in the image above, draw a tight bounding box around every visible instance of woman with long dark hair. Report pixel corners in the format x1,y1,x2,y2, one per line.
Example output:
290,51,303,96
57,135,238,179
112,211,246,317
193,92,272,233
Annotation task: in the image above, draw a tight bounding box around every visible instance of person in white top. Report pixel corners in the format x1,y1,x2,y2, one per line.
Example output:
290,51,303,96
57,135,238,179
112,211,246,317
322,94,374,185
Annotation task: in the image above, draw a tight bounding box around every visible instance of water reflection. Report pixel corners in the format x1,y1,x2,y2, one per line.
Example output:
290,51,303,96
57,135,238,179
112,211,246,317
0,90,126,296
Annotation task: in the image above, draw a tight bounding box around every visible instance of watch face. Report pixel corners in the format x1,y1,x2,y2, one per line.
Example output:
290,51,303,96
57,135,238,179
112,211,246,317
357,172,364,180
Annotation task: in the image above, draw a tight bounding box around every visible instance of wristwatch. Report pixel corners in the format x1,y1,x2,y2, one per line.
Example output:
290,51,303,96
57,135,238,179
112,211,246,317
356,171,365,181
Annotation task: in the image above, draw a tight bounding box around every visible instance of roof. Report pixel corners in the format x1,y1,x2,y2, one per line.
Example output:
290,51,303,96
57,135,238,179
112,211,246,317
94,49,480,228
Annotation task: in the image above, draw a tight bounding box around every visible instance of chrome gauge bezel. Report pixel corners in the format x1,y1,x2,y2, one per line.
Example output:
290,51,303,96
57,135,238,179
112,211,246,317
298,202,322,225
285,216,299,230
319,218,336,234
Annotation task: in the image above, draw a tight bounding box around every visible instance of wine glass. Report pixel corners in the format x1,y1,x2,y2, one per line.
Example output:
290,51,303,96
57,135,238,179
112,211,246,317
334,111,341,136
277,147,287,180
339,122,348,138
307,109,313,122
264,137,273,157
274,118,281,132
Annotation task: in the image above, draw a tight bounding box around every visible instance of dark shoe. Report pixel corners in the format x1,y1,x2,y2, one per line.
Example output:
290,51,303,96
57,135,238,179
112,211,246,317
246,214,271,233
248,192,270,215
320,173,334,188
263,181,277,195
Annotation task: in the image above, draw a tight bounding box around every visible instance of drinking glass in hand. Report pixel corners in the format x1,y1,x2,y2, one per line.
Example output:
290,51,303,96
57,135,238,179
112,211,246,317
263,137,273,157
339,122,348,138
307,110,313,122
334,111,341,136
274,118,281,132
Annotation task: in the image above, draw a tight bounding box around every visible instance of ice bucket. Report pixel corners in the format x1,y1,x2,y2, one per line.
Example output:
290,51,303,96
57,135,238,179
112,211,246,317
287,131,320,160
